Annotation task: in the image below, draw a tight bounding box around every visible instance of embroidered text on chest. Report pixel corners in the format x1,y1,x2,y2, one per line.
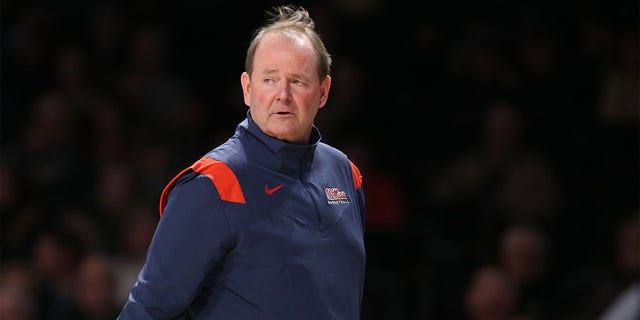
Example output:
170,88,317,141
324,187,350,204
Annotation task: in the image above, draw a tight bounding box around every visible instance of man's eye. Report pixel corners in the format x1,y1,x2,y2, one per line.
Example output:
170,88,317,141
263,78,274,84
291,80,303,85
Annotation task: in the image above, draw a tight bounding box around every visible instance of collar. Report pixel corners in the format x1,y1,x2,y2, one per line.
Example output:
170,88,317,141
239,110,321,173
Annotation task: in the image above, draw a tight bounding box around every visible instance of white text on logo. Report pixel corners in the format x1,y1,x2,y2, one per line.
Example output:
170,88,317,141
325,187,350,204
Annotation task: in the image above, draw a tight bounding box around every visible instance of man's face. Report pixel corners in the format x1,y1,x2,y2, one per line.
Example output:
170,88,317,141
241,31,331,144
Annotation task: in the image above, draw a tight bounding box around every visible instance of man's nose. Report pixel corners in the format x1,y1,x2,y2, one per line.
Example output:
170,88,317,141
275,83,292,102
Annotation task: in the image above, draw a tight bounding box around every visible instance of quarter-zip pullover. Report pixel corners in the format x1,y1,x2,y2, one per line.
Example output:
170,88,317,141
118,112,366,320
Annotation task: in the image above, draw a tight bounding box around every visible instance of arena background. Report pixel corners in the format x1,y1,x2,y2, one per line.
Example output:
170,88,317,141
1,0,638,319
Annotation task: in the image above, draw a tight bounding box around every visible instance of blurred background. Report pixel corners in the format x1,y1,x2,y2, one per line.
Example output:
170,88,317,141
1,0,638,319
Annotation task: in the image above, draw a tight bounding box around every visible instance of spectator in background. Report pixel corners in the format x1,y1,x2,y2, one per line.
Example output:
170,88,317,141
115,24,192,135
426,100,561,263
50,44,96,108
30,228,84,320
497,224,551,319
69,253,121,320
93,161,136,219
598,29,639,126
19,92,86,208
85,3,126,90
464,265,519,320
0,262,36,320
457,224,551,320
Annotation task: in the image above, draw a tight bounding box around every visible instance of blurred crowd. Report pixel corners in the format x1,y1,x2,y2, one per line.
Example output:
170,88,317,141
1,0,638,319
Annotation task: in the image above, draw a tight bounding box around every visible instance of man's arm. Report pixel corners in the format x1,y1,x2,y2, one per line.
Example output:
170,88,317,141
118,173,234,319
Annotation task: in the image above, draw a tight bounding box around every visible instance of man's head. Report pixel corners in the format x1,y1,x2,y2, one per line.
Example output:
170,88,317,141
465,266,518,320
245,5,332,81
499,224,547,287
241,5,332,144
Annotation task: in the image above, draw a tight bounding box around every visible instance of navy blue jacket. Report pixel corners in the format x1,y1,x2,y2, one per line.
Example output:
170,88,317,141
118,113,366,319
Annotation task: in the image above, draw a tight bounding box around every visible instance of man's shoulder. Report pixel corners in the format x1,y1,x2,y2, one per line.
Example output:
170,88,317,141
188,157,246,204
317,142,349,162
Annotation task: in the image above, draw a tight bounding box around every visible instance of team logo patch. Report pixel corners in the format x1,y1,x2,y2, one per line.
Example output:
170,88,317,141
325,187,350,204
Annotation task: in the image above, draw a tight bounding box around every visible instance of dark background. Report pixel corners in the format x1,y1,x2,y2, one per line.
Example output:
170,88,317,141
1,0,638,319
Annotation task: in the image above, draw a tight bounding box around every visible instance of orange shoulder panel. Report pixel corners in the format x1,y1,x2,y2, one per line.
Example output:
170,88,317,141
350,160,363,189
191,158,246,204
159,158,246,217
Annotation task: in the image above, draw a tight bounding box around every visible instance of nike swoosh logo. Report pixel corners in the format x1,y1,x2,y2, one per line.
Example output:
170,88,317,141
265,184,285,195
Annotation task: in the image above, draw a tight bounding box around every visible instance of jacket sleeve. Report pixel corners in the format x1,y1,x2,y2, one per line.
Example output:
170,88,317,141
117,172,235,319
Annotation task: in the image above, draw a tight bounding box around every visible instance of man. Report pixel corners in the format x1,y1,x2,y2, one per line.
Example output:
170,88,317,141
118,5,366,320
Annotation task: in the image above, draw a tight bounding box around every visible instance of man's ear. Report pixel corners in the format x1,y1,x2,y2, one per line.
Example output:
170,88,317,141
318,75,331,109
241,72,251,107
